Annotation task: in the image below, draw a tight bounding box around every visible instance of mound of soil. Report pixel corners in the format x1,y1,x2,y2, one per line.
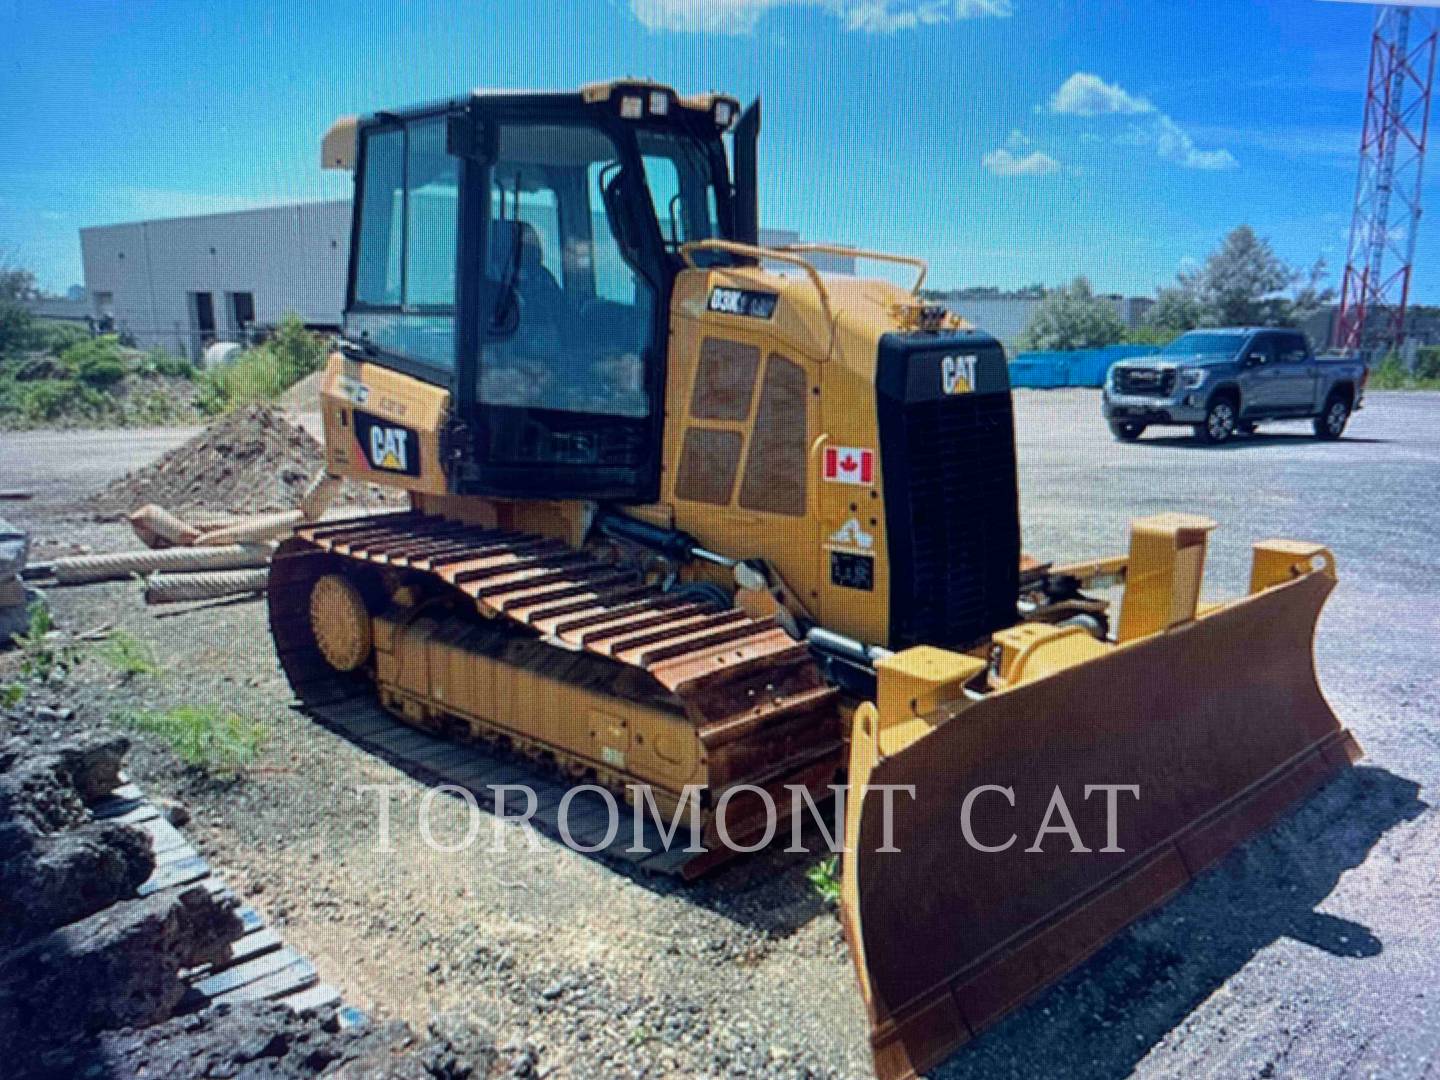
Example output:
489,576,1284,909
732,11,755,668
90,405,329,520
277,371,325,411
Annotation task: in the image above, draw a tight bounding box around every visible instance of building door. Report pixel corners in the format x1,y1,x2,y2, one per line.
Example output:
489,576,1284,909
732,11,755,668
191,291,216,347
229,292,255,338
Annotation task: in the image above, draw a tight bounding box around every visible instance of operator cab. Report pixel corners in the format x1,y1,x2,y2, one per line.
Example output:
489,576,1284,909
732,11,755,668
336,82,750,501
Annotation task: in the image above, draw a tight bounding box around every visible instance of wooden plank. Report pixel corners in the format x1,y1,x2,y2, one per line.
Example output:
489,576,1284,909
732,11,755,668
137,817,189,855
153,841,201,867
228,927,284,964
194,947,304,998
281,983,343,1014
138,855,211,896
211,958,319,1005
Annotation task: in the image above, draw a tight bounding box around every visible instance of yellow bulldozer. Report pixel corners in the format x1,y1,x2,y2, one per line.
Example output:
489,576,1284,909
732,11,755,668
270,81,1359,1079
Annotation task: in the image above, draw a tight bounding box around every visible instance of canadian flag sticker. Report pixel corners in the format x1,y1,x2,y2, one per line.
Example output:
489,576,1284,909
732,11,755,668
823,445,875,486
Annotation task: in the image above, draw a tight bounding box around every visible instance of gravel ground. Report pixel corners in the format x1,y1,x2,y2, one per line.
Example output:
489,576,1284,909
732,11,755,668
1,389,1437,1079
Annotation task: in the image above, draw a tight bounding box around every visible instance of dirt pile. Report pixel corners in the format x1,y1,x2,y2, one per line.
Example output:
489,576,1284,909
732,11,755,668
91,405,324,519
90,405,403,521
277,370,325,411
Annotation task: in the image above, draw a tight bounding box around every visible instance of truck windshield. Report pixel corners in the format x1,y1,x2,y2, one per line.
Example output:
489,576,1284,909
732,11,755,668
1162,333,1243,359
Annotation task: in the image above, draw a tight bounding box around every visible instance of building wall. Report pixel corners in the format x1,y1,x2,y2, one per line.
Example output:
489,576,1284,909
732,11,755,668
79,202,848,360
81,201,351,359
939,293,1155,352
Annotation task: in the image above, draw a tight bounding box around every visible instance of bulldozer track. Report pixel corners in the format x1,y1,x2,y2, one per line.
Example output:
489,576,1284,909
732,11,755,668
267,510,844,877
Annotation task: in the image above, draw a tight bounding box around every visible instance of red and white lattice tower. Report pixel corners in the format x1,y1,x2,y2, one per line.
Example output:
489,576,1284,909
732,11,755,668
1336,5,1438,354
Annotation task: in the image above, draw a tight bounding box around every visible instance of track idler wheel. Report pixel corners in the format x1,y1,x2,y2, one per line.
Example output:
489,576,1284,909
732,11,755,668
309,574,374,673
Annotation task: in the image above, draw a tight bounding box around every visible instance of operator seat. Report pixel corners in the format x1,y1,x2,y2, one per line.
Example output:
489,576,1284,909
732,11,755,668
489,219,569,351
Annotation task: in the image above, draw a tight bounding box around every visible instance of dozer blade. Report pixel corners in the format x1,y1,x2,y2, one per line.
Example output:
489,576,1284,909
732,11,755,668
842,567,1360,1080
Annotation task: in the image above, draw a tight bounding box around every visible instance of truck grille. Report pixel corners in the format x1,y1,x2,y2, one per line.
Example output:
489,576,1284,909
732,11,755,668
1113,367,1175,396
877,334,1021,651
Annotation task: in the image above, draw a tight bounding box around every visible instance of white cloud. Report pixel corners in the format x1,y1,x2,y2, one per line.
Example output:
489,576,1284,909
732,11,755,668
1047,72,1152,116
983,146,1060,177
1004,129,1032,150
1154,116,1238,170
629,0,783,33
1047,71,1236,170
629,0,1011,35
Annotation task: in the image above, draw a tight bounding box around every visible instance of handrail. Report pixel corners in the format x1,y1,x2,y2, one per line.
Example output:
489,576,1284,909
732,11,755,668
678,239,838,361
775,243,927,294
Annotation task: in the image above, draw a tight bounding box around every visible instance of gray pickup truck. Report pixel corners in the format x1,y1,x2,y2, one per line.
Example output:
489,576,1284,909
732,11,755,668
1101,327,1368,444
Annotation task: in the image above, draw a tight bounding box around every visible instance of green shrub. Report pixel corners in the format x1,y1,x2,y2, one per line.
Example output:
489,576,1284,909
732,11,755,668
806,855,841,905
135,349,194,380
263,313,328,383
119,705,267,774
97,631,162,679
1370,352,1440,390
19,378,114,423
28,321,90,354
1369,354,1408,389
1414,346,1440,381
198,314,326,414
1123,326,1176,348
12,600,78,684
60,335,129,387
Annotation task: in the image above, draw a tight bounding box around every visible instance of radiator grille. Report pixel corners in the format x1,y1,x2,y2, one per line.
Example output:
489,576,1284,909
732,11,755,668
883,390,1021,650
1113,367,1176,396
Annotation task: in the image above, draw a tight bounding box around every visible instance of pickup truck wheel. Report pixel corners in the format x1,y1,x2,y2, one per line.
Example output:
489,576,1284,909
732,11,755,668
1314,395,1350,440
1196,397,1238,445
1109,421,1146,442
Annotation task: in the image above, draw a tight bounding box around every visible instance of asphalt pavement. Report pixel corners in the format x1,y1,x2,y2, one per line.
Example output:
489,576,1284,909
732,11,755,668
936,389,1440,1079
0,390,1436,1078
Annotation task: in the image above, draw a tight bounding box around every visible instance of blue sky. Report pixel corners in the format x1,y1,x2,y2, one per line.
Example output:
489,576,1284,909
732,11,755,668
1,0,1424,300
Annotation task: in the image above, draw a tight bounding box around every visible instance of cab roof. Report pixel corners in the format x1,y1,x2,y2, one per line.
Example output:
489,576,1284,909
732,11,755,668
322,79,740,171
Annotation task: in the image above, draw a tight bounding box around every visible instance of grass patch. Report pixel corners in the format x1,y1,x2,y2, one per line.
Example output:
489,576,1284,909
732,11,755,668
119,705,267,774
0,334,201,429
1369,352,1440,391
806,855,841,905
11,600,77,684
96,630,162,679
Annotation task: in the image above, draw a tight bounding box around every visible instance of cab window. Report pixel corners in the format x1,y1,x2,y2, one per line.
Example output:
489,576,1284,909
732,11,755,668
348,116,458,370
638,130,720,254
1276,335,1309,364
1245,335,1276,365
478,123,654,419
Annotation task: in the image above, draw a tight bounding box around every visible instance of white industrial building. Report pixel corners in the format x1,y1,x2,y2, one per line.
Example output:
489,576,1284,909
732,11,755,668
81,201,353,360
80,202,854,361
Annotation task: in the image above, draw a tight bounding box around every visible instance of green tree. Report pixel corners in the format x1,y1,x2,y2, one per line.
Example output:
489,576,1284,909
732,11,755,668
1195,225,1295,325
1145,285,1207,337
1018,276,1127,351
1144,227,1335,334
0,258,39,360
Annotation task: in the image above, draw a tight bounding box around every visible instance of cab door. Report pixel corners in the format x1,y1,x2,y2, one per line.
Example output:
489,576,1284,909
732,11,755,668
462,111,671,501
1241,332,1281,414
1269,332,1319,414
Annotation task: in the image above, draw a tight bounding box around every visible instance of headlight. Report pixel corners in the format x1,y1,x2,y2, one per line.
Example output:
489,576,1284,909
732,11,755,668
1180,369,1207,389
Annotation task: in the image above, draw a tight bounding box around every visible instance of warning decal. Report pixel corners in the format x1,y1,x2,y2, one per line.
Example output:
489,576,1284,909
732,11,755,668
822,446,875,486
